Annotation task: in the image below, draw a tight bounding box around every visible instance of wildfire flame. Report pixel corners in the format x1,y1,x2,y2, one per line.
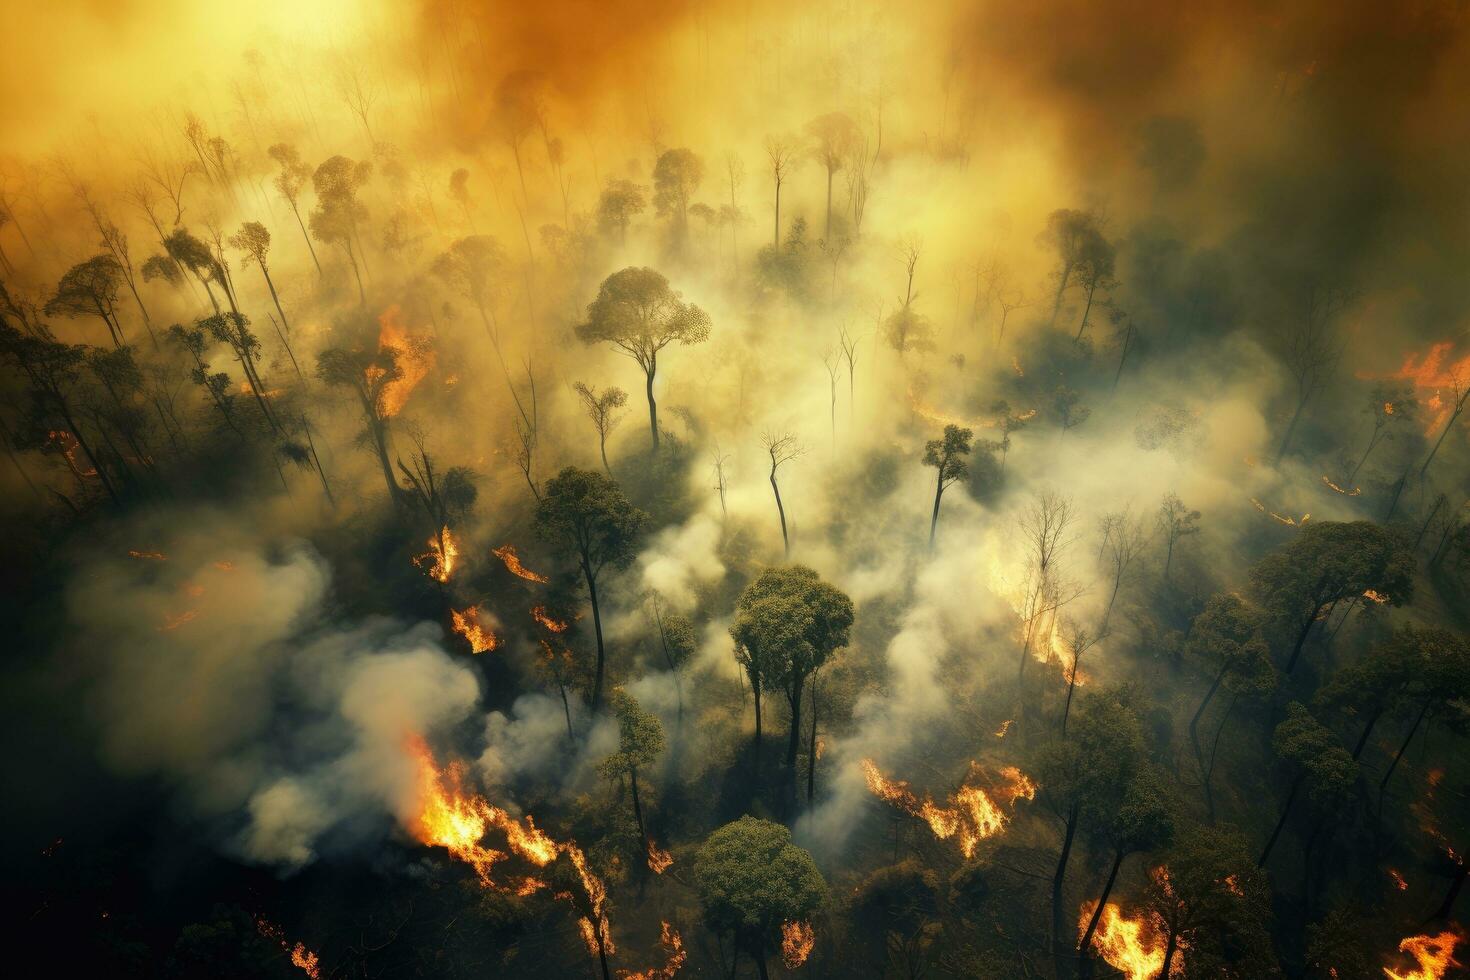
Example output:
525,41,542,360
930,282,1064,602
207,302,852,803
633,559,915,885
646,840,674,874
449,605,498,653
406,735,613,957
532,605,570,632
128,549,166,560
781,920,815,969
157,609,198,632
861,759,1034,858
494,544,550,583
1388,868,1409,891
1363,589,1391,604
1249,497,1310,526
376,305,434,418
1321,475,1362,496
414,526,459,583
1386,342,1470,436
1383,928,1464,980
255,918,321,980
618,921,687,980
1079,900,1175,980
994,720,1013,738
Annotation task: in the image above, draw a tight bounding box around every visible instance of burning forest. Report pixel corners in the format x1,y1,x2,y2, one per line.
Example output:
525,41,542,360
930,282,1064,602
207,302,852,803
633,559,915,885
4,1,1470,978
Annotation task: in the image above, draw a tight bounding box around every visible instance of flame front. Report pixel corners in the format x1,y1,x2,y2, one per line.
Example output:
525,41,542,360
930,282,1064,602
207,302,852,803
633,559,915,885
781,920,815,969
414,526,459,583
861,759,1034,858
619,921,686,980
256,918,321,979
1383,928,1463,980
646,840,673,874
1079,900,1174,980
450,605,498,653
376,305,434,418
1386,342,1470,436
406,735,612,958
494,544,550,583
532,605,570,632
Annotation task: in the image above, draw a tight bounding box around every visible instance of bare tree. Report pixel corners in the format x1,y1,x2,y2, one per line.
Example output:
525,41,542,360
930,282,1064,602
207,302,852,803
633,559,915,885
763,431,803,557
1059,618,1105,735
1421,372,1469,479
712,446,731,518
267,144,322,275
806,112,858,239
764,135,798,249
1099,510,1146,631
573,381,628,475
1274,283,1349,464
1348,385,1413,482
1017,490,1083,683
838,324,860,419
821,349,840,449
1158,492,1201,581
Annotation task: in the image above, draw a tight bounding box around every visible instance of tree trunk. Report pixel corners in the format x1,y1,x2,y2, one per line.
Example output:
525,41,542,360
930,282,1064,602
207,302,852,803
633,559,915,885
1190,664,1228,775
1428,860,1466,923
1380,699,1430,795
1421,406,1463,478
1285,606,1323,674
644,359,660,452
1159,926,1180,980
1258,772,1304,867
786,676,805,773
1348,429,1382,482
929,470,945,551
773,180,781,249
1275,395,1307,465
290,203,323,275
1048,261,1073,327
1078,848,1126,956
1051,803,1080,947
807,675,819,805
770,470,790,557
1351,705,1386,761
1075,283,1097,341
630,766,648,848
752,677,763,773
584,558,608,712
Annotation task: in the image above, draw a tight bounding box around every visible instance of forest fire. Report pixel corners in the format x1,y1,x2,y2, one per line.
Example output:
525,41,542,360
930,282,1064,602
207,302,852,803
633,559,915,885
413,526,459,583
1321,475,1362,496
406,735,612,958
646,841,674,874
1382,928,1463,980
127,549,166,560
1387,342,1470,436
621,921,686,980
493,544,550,583
861,759,1034,857
994,720,1013,738
1079,900,1174,980
255,918,321,979
781,920,815,969
449,605,498,653
156,609,198,632
375,305,434,418
532,605,570,632
1388,868,1409,891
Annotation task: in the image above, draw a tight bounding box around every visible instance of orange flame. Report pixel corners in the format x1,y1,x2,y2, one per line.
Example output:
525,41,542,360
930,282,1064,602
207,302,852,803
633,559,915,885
861,759,1034,858
781,920,815,969
414,527,459,584
532,605,570,632
406,735,612,957
376,305,434,418
1388,868,1409,891
1383,928,1464,980
1363,589,1391,604
619,921,686,980
157,609,198,632
1079,900,1175,980
128,549,167,560
1321,475,1362,496
994,720,1013,738
450,605,498,653
494,544,550,583
255,918,321,979
1386,342,1470,436
646,841,674,874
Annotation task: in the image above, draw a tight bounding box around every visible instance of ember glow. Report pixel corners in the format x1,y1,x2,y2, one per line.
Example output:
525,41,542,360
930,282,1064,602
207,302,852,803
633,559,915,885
413,527,459,584
861,759,1034,858
646,840,673,875
780,920,816,969
531,605,570,632
375,304,433,418
255,918,322,980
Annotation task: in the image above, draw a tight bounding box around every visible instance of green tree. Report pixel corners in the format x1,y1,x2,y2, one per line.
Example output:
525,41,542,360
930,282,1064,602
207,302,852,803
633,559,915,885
572,382,628,475
1257,703,1357,868
597,690,666,867
1185,595,1275,777
46,255,126,348
309,155,372,304
576,267,711,452
1076,765,1177,961
534,467,650,711
1157,491,1199,581
649,594,697,721
694,816,828,980
1143,827,1277,978
315,345,405,503
730,591,811,774
1249,520,1414,674
924,424,972,550
597,179,646,244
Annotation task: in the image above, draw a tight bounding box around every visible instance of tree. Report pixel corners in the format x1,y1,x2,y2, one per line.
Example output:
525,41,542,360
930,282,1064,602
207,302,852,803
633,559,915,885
1037,209,1105,328
596,179,645,244
1143,828,1276,978
884,237,932,354
1072,234,1117,341
1157,492,1200,581
267,143,321,275
763,432,803,557
1098,511,1145,631
806,112,858,239
229,222,300,376
1184,595,1275,804
46,255,126,348
924,424,972,550
649,594,697,721
1052,385,1091,434
1017,490,1082,683
652,149,703,246
576,267,712,453
310,155,373,304
1347,384,1414,482
534,468,649,711
200,313,279,434
315,345,405,503
1250,520,1414,674
572,382,628,475
597,690,666,868
734,566,852,786
730,591,810,774
1275,284,1349,464
764,136,798,249
164,227,229,312
693,816,828,980
990,400,1031,471
1035,689,1145,951
1077,765,1176,961
1257,703,1357,868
